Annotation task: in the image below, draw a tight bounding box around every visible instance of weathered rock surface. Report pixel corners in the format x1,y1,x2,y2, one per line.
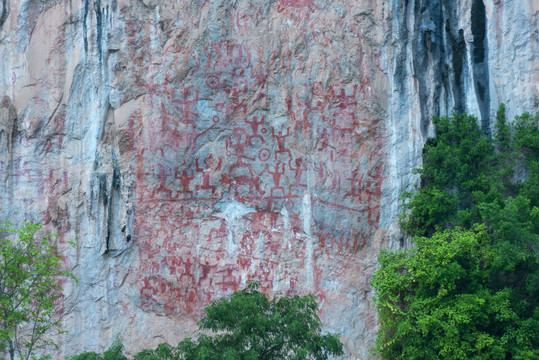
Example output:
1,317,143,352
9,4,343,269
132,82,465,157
0,0,537,358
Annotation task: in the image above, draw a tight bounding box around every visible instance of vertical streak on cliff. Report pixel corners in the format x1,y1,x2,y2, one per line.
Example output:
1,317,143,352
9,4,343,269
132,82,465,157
385,0,423,241
439,0,470,116
411,0,451,136
0,96,16,220
95,0,103,62
393,0,410,119
0,0,9,29
445,17,467,114
104,149,125,255
405,0,489,136
470,0,490,135
83,0,89,53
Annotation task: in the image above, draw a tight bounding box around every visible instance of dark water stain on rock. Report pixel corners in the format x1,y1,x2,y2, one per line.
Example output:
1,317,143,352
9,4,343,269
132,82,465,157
83,0,89,53
471,0,491,136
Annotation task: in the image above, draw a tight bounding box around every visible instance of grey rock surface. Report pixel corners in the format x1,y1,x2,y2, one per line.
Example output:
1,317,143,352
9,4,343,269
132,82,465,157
0,0,537,358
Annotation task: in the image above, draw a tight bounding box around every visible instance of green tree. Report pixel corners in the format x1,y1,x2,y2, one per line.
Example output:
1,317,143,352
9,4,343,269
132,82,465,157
69,282,343,360
0,222,75,360
372,225,536,359
69,336,127,360
177,280,343,360
69,337,172,360
132,343,176,360
373,106,538,359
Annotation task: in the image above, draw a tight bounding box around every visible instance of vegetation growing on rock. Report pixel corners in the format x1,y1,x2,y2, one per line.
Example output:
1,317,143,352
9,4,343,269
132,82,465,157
372,105,539,359
70,281,343,360
0,222,75,360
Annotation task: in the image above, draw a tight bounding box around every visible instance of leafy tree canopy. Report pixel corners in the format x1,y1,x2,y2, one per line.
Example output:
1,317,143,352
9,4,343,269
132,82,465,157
0,222,76,360
372,225,536,359
70,281,343,360
401,105,539,241
177,280,343,360
373,106,539,359
69,336,127,360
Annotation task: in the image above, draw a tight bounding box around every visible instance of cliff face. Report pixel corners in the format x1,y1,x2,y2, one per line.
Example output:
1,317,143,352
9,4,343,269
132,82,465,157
0,0,537,358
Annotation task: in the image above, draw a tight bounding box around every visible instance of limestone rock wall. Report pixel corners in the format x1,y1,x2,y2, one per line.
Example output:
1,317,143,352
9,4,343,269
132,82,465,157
0,0,537,358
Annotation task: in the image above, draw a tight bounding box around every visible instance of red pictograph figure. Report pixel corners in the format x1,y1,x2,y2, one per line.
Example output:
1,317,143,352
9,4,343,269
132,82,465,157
152,164,173,199
313,225,331,256
211,40,232,70
335,85,358,110
246,211,273,241
206,218,228,252
272,127,292,161
288,157,307,193
214,265,240,291
276,0,321,15
203,44,216,71
163,86,220,154
52,112,66,149
233,43,250,68
226,128,255,176
245,115,266,145
38,137,54,154
136,73,162,102
155,203,176,240
326,116,341,142
293,104,312,136
288,210,302,232
328,167,342,193
163,255,192,282
174,168,194,198
313,161,326,189
214,101,247,118
197,255,217,285
206,74,220,90
343,165,385,228
239,232,256,257
351,225,369,252
179,256,196,283
328,113,359,152
173,85,199,128
159,102,193,154
207,40,228,70
315,128,336,162
360,76,374,100
223,78,248,97
344,169,363,201
251,44,265,77
139,274,164,301
195,154,222,196
311,82,335,111
265,162,286,197
220,171,265,198
219,78,249,117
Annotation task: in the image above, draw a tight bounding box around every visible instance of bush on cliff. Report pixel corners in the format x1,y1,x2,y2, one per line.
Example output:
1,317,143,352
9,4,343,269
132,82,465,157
372,106,538,359
175,280,343,360
0,222,76,360
69,281,343,360
69,336,127,360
